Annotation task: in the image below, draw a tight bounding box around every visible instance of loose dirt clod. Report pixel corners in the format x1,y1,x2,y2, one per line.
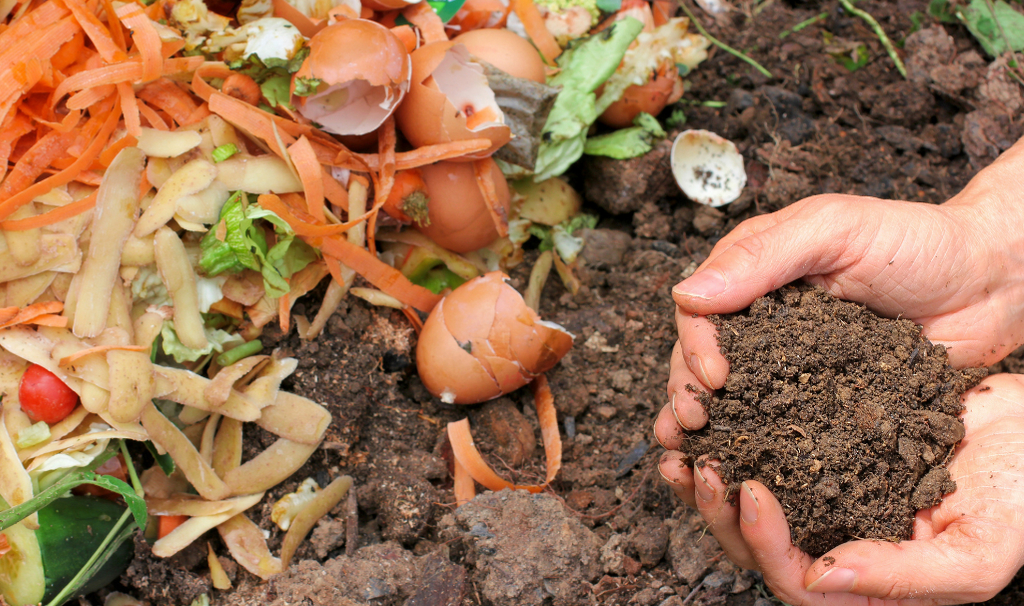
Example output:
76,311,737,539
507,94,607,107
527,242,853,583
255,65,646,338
684,285,987,556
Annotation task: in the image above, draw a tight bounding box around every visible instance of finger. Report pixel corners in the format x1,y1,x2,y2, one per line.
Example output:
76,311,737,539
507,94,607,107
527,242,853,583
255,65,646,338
693,461,756,569
676,308,729,390
671,195,871,316
667,341,709,430
738,481,868,606
804,520,1022,603
697,212,783,271
658,450,696,509
654,402,686,451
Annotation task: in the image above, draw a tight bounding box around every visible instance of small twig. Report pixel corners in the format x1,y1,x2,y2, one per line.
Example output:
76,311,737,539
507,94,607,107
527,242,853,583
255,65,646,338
681,578,706,605
779,11,828,38
344,489,359,556
837,0,907,79
676,0,774,78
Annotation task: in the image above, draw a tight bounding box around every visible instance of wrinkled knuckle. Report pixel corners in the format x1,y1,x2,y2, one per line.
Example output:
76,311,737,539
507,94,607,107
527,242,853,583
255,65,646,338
876,576,914,601
731,235,770,265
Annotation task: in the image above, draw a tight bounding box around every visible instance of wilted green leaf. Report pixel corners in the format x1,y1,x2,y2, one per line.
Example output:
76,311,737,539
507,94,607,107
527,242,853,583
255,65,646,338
958,0,1024,56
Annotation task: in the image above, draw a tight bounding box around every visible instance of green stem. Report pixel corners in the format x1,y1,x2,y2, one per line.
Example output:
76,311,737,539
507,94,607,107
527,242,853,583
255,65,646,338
837,0,907,79
675,0,774,79
44,510,133,606
779,12,828,38
119,440,144,498
216,339,263,367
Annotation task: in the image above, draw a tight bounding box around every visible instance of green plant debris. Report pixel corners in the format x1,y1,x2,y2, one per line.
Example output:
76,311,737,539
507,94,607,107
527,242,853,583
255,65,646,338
929,0,958,22
779,12,828,38
958,0,1024,56
832,43,871,71
676,0,773,78
837,0,908,78
583,112,667,159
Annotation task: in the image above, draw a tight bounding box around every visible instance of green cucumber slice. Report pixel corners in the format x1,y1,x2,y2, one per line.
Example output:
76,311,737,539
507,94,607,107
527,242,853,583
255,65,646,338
0,496,134,606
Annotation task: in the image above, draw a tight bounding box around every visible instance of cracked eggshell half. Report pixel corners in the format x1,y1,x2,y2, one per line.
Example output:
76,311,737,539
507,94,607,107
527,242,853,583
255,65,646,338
416,272,573,404
293,19,411,136
395,41,511,160
670,129,746,207
417,158,510,253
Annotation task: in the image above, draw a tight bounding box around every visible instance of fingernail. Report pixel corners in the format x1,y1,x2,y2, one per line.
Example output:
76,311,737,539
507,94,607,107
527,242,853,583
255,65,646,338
740,482,759,524
674,270,726,300
690,353,712,388
657,462,681,486
806,568,858,594
653,420,667,449
694,465,715,502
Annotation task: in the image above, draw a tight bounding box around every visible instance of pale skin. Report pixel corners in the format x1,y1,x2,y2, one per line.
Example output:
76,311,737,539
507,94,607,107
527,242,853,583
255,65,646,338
654,137,1024,605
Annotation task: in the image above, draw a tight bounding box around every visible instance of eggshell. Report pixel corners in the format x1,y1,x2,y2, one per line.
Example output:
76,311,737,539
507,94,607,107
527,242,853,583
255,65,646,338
453,29,546,83
417,158,510,253
394,41,511,160
670,129,746,207
416,272,573,404
293,19,411,135
362,0,421,10
598,64,683,128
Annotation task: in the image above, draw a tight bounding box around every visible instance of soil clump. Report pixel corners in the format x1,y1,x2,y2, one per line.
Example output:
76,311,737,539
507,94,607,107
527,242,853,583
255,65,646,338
686,285,987,556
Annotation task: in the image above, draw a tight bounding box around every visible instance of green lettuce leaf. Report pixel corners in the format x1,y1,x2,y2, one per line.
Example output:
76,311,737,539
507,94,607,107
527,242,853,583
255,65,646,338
199,193,318,298
958,0,1024,56
533,18,644,181
228,47,310,109
583,112,666,159
161,322,244,364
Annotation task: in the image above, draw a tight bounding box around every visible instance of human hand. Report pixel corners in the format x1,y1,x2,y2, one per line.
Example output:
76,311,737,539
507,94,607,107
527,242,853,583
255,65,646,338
656,136,1024,440
657,374,1024,605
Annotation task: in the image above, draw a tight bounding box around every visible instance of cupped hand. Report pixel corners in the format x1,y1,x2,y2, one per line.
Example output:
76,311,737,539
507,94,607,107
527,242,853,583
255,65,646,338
657,374,1024,605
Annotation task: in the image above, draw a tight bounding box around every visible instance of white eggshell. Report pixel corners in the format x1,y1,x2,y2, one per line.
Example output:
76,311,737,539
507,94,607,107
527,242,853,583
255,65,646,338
670,129,746,207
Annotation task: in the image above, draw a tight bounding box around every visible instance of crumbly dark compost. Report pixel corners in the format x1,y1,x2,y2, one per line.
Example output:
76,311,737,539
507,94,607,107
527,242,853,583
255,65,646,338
684,285,987,557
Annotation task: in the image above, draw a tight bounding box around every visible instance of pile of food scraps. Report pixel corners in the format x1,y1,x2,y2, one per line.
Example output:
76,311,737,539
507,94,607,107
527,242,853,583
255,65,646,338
0,0,718,601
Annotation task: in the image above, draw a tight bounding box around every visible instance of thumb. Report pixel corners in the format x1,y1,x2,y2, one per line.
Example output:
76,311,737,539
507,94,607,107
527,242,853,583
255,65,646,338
671,195,873,316
804,521,1022,603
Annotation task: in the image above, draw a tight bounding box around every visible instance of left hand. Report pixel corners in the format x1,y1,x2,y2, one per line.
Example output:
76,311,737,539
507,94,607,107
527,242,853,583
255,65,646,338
657,374,1024,605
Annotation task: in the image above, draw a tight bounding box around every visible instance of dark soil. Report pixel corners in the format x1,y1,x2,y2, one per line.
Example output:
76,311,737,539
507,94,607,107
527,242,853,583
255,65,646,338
107,0,1024,604
685,285,987,556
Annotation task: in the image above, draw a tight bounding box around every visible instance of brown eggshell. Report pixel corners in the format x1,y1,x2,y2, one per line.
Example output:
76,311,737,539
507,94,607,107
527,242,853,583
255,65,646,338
394,41,511,160
416,296,502,403
417,158,510,253
415,272,573,404
598,65,682,129
293,19,411,135
453,29,546,83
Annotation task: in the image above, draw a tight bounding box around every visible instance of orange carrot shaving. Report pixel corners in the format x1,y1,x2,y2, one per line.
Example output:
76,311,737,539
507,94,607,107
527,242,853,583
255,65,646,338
138,78,199,124
288,136,325,223
0,99,119,221
368,116,398,255
452,456,476,506
652,0,673,26
208,91,294,158
99,0,128,51
352,138,492,171
98,134,138,167
402,2,447,43
317,235,441,313
473,158,509,237
58,343,149,367
67,84,116,110
25,315,69,327
64,0,125,62
117,81,141,137
52,56,201,104
190,62,235,102
136,98,169,130
391,24,418,53
50,27,86,71
0,301,64,330
0,189,97,231
0,112,33,183
465,105,499,130
116,1,163,82
447,374,562,493
158,515,189,539
0,129,79,206
257,194,359,237
510,0,561,64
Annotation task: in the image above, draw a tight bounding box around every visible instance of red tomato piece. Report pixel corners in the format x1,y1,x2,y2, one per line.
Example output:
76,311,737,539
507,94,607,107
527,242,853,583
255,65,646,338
18,364,80,424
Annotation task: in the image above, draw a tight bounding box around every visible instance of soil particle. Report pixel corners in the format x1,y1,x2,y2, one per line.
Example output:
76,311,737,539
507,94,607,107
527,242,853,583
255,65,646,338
470,397,538,467
627,516,670,567
684,285,987,556
666,511,730,585
582,138,676,214
440,489,602,606
360,468,437,547
579,228,632,269
121,534,212,605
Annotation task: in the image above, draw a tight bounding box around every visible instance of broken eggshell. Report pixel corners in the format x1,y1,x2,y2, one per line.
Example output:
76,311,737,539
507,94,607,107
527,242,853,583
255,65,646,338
292,19,411,136
453,28,546,84
416,272,573,404
395,41,511,160
670,129,746,207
